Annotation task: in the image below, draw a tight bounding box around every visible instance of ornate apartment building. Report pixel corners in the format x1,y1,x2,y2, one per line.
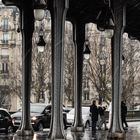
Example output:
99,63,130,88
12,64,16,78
0,3,55,111
0,2,22,111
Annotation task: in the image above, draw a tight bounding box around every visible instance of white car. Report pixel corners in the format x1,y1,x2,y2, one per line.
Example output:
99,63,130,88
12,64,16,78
67,107,91,128
134,105,140,110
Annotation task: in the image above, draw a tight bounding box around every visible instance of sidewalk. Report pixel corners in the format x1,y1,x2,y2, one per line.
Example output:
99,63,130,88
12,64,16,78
0,122,140,140
66,122,140,139
66,122,140,140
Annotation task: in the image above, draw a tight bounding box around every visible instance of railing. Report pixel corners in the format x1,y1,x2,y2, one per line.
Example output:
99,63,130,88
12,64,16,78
105,110,140,122
126,110,140,121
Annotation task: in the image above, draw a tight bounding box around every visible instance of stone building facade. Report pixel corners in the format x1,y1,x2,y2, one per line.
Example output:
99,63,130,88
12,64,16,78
0,2,21,111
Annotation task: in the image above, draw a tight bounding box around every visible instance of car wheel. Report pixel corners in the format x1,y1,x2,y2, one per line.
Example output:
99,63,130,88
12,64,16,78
64,123,68,130
37,122,44,131
63,118,67,130
6,126,14,134
85,121,90,129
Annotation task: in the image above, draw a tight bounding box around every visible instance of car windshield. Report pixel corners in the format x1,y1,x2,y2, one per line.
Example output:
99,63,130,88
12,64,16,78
68,109,74,115
18,104,46,113
68,107,90,115
30,105,46,113
82,107,90,114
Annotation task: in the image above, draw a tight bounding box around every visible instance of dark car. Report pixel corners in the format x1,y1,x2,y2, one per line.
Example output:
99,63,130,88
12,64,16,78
11,103,67,131
0,108,14,133
63,105,72,114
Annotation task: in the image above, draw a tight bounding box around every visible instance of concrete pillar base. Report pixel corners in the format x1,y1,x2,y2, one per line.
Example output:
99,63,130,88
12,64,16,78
13,135,34,140
107,132,125,139
47,133,66,140
71,126,85,132
16,129,34,136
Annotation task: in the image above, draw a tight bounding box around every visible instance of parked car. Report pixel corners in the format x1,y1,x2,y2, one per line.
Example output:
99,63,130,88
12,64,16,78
67,107,91,128
11,103,67,131
63,106,72,113
134,105,140,110
0,108,14,133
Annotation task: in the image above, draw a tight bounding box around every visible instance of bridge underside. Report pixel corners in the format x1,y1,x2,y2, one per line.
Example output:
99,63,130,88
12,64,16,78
65,0,140,40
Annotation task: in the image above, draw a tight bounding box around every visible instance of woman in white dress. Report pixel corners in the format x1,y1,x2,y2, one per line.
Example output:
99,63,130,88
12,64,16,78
108,102,112,129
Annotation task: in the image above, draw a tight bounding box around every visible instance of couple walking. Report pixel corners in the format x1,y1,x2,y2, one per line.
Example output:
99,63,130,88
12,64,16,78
90,100,108,132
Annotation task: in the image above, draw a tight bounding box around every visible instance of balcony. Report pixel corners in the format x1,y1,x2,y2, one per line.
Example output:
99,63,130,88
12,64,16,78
9,40,16,47
0,25,9,32
0,24,15,32
0,55,9,60
0,72,9,79
0,40,9,45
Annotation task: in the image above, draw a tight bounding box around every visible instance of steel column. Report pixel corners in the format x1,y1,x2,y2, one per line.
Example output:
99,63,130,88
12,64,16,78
48,0,69,139
71,22,85,132
108,0,126,139
16,1,34,136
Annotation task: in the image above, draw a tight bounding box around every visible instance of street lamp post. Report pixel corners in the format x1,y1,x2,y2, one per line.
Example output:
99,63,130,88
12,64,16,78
83,40,91,60
96,0,114,32
96,0,115,107
37,25,46,52
36,26,46,103
83,40,91,104
99,52,106,104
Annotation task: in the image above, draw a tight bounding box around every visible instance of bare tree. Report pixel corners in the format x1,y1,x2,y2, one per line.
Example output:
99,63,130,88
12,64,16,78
0,81,11,109
64,22,74,106
122,34,140,109
87,25,112,104
8,17,52,104
9,64,22,100
32,19,51,103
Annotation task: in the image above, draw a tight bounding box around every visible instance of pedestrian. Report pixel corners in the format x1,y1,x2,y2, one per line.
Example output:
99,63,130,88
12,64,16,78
98,102,108,130
108,101,112,129
121,100,128,130
90,100,98,132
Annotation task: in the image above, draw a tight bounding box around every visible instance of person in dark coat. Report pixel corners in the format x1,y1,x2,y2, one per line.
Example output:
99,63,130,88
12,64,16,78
98,103,108,130
121,101,128,130
90,100,98,132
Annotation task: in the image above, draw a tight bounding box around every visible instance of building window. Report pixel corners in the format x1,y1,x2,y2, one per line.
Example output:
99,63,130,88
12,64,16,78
2,32,9,44
0,48,9,61
135,96,139,101
83,79,89,89
2,17,8,31
1,62,8,73
1,48,9,55
84,91,89,100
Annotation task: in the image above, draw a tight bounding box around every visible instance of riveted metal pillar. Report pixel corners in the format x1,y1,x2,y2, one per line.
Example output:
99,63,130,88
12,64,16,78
2,0,34,137
48,0,69,139
108,0,126,139
71,22,85,132
15,1,34,136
